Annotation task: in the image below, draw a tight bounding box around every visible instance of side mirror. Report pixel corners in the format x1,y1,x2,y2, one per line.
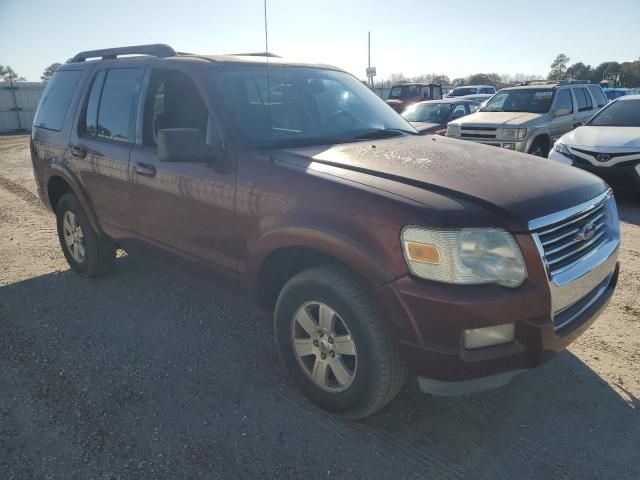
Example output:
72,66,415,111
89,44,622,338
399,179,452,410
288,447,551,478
157,128,216,163
553,107,571,117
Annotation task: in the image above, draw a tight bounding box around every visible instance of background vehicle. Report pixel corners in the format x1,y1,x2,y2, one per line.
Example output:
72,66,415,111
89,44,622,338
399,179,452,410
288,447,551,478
549,95,640,190
445,85,496,97
401,98,479,134
447,81,608,157
385,82,443,112
458,93,494,103
603,87,635,102
32,44,619,419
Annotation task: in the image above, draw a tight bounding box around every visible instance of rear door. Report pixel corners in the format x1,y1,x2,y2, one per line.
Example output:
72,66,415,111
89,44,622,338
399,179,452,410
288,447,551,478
572,87,596,127
129,65,238,273
69,65,144,235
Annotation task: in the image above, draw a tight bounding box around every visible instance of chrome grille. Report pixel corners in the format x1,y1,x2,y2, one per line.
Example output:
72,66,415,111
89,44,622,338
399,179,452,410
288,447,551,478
460,125,497,139
533,199,609,277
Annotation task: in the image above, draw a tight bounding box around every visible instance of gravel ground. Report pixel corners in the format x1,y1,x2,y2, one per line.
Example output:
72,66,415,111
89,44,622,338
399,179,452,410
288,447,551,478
1,134,639,480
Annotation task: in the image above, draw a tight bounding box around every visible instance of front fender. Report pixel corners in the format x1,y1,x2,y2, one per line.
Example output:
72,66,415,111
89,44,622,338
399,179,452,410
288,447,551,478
243,224,396,292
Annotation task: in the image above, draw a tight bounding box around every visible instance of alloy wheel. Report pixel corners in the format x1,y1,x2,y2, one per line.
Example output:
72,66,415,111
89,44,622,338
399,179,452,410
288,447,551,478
291,301,358,392
62,211,85,263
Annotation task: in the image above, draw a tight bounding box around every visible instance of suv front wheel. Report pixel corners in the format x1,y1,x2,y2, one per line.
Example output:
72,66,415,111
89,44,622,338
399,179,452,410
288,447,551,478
528,137,550,157
274,264,406,418
55,193,116,277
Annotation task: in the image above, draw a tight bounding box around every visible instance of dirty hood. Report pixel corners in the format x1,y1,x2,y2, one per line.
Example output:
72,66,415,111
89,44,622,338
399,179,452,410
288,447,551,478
274,135,607,231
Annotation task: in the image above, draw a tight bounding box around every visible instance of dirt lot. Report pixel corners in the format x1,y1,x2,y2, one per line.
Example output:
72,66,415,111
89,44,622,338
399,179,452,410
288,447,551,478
1,134,639,479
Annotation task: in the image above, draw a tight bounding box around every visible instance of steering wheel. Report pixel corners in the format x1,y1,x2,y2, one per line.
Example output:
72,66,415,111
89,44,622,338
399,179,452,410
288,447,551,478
323,110,357,131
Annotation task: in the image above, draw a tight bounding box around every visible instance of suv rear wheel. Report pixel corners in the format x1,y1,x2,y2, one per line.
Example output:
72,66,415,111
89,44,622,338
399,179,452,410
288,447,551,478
274,264,406,418
55,193,116,277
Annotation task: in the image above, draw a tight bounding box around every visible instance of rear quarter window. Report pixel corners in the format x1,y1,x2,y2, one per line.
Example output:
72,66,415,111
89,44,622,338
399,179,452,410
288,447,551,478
587,85,607,108
33,70,82,131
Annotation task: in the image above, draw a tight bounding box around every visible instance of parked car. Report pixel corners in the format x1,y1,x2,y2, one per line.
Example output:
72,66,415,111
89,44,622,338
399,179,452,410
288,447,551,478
549,95,640,190
32,44,620,418
602,87,635,102
385,83,443,112
458,93,494,103
447,81,608,157
401,98,480,134
445,85,496,97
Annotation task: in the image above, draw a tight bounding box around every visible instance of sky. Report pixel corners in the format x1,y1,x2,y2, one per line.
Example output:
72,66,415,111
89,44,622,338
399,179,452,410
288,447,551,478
1,0,639,82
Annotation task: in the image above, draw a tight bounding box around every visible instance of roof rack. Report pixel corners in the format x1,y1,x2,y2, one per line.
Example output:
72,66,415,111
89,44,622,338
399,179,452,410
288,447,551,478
70,44,177,63
519,79,592,86
229,52,281,58
557,79,591,85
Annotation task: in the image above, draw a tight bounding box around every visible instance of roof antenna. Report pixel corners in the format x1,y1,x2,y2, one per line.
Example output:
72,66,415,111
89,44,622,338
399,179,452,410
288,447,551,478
264,0,273,143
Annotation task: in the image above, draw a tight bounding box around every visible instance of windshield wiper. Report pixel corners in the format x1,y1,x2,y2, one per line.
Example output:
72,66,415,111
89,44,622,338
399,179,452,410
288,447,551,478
351,128,416,140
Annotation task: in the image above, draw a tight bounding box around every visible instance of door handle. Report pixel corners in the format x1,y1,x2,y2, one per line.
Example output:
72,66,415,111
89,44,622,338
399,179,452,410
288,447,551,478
70,145,87,158
135,162,156,177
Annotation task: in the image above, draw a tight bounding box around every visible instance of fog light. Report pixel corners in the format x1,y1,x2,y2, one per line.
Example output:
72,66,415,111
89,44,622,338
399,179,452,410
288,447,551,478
502,143,516,150
463,323,515,349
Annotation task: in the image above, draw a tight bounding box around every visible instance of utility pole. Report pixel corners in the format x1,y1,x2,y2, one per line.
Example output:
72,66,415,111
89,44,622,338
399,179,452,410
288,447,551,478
366,31,376,90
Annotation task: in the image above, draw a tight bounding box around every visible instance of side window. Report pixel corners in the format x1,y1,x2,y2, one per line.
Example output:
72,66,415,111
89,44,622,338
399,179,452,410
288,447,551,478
142,69,210,147
450,103,467,120
422,86,431,99
33,70,82,131
574,88,593,112
480,87,493,94
96,69,143,142
588,85,607,108
82,70,106,136
554,89,573,113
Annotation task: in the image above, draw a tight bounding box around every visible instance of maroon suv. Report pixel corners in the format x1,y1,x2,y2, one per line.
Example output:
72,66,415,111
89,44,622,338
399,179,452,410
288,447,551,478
31,44,620,418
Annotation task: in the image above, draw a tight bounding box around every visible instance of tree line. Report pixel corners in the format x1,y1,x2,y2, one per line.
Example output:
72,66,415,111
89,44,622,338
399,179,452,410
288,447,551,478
547,53,640,87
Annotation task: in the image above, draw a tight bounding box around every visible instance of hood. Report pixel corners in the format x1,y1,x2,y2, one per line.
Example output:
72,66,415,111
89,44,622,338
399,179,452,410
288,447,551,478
456,111,543,127
410,121,442,133
273,135,606,232
560,126,640,149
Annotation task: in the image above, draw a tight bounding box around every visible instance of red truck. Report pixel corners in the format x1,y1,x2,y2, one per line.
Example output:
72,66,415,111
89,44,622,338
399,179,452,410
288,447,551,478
31,44,620,418
385,82,443,112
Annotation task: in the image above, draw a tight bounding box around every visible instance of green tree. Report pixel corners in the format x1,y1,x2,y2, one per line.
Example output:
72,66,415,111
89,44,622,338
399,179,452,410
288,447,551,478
565,62,592,81
41,62,62,82
548,54,570,80
0,65,26,83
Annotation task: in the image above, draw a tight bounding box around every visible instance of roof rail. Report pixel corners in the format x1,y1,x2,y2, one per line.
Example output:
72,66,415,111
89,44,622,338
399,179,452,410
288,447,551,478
71,44,177,63
557,79,591,85
519,80,556,86
229,52,281,58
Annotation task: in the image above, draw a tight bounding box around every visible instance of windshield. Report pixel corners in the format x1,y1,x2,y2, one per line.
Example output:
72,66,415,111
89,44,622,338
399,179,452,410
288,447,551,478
210,66,415,148
587,99,640,127
448,87,478,97
402,103,452,123
389,85,420,98
481,89,554,113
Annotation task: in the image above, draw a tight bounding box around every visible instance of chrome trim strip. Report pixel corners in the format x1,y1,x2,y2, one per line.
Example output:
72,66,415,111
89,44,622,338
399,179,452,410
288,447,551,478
527,189,612,232
554,273,612,331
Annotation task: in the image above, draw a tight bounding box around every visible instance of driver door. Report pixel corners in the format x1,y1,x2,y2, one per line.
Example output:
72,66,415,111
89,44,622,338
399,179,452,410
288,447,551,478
130,66,237,273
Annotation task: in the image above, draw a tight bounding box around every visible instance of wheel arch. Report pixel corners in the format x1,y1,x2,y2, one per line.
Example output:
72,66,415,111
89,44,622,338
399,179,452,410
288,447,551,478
46,164,102,234
249,227,393,310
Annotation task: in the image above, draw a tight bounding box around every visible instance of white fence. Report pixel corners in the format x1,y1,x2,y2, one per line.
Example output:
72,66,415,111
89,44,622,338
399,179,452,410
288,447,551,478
0,81,45,133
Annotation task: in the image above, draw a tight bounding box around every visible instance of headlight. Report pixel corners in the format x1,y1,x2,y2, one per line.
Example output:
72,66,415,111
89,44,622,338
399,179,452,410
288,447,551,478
401,226,526,287
447,124,461,137
553,141,570,155
500,128,527,140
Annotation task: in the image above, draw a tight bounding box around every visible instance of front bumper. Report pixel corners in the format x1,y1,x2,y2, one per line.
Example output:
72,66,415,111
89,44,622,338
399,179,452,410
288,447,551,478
374,240,619,394
450,135,530,153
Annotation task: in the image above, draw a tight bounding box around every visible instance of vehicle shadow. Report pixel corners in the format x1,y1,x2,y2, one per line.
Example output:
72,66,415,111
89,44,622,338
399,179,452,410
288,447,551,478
1,256,638,479
616,190,640,226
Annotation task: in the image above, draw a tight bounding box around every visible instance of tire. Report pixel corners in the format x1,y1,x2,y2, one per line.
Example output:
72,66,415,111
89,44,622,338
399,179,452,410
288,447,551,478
528,138,549,157
274,264,406,418
55,193,116,277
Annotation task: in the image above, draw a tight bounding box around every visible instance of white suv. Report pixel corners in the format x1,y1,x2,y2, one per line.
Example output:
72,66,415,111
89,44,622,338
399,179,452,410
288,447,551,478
447,81,608,157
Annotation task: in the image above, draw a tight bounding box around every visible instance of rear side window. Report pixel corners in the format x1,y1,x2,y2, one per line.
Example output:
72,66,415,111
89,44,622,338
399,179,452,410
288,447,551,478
480,87,494,94
587,85,607,108
94,69,142,142
554,89,573,113
33,70,82,131
83,70,106,136
574,88,593,112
